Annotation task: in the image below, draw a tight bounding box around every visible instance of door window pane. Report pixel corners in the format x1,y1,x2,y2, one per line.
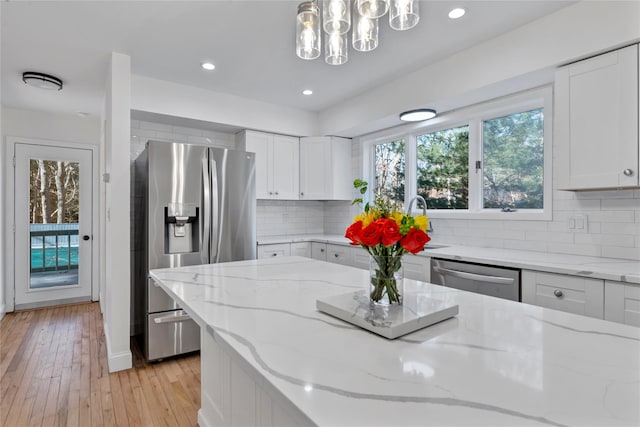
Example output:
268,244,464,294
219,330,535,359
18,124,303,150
29,159,80,289
482,109,544,209
416,125,469,209
374,139,405,208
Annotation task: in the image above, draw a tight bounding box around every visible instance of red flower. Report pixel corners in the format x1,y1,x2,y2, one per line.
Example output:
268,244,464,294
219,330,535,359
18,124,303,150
400,228,431,254
359,220,385,246
345,221,364,245
379,219,402,246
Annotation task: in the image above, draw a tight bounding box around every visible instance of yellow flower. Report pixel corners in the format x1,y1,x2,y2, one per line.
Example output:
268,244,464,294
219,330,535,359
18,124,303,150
414,215,429,232
354,210,379,228
389,211,405,227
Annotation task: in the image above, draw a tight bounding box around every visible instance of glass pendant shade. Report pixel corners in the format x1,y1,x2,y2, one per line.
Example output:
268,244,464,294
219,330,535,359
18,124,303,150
352,2,378,52
357,0,390,19
296,1,321,60
323,0,351,34
325,31,348,65
389,0,419,30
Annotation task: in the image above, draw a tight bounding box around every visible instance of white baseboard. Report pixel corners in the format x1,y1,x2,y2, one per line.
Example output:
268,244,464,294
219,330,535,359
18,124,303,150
197,410,212,427
103,318,132,373
0,303,5,322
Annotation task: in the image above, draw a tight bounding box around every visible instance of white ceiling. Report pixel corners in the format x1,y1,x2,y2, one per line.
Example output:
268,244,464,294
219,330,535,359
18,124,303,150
2,1,574,128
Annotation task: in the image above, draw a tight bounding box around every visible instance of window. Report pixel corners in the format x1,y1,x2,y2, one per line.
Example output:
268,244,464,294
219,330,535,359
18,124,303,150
364,87,552,220
374,139,405,207
482,109,544,209
417,125,469,209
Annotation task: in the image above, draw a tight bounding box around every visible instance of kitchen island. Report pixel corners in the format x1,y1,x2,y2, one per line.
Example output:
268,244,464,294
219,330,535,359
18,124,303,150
150,257,639,427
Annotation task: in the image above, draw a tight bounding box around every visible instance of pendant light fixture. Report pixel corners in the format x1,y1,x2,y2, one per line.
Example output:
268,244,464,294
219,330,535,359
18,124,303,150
389,0,419,30
295,0,419,65
296,1,321,60
22,72,63,91
352,2,378,52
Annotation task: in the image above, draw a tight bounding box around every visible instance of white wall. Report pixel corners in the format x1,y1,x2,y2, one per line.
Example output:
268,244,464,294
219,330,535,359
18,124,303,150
102,52,132,372
320,1,640,137
131,75,319,137
0,4,4,321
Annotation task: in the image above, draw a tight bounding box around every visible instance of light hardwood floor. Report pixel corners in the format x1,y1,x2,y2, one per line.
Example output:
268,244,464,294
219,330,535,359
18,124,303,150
0,302,201,426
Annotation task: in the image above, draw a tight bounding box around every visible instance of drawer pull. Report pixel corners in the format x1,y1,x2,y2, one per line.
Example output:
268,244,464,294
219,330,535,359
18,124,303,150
334,253,339,258
554,289,563,298
320,248,325,252
272,253,278,257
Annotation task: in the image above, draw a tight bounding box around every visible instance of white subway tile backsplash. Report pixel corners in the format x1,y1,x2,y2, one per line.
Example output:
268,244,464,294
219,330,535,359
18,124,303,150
524,231,574,243
139,121,172,132
547,242,602,257
575,189,637,199
601,246,640,261
172,126,204,137
601,222,640,235
599,198,640,210
586,210,635,223
503,239,549,252
553,199,602,211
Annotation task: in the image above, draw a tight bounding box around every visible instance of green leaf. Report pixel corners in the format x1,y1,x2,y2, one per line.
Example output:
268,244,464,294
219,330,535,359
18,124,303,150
352,198,363,205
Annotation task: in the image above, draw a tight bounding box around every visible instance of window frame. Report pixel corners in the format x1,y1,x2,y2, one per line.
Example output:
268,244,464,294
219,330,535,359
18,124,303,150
362,86,553,221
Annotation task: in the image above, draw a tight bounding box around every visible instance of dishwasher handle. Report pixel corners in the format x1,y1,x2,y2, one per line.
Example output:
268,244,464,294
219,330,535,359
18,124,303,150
432,266,515,285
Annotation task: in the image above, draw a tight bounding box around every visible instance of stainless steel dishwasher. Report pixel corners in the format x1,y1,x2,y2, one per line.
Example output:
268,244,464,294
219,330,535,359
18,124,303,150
430,258,521,301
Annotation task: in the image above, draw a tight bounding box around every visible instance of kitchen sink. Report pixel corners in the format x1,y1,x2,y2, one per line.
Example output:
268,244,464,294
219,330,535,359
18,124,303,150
422,244,449,251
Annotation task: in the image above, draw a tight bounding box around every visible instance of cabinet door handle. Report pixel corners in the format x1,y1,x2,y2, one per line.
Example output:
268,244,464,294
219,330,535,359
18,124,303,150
623,168,634,177
269,191,273,195
272,253,278,257
334,253,339,258
554,289,563,298
275,191,279,195
320,248,325,252
300,192,304,196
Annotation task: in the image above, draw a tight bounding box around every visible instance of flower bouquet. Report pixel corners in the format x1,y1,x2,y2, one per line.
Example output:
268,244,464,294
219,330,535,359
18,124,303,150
345,180,430,305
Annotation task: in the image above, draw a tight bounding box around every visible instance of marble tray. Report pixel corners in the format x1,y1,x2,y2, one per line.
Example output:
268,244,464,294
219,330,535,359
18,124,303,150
316,290,459,339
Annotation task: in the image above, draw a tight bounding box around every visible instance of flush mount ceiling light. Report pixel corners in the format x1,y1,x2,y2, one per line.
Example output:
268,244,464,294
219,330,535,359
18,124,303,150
201,62,215,71
296,0,420,66
302,89,313,95
22,71,63,90
399,108,437,122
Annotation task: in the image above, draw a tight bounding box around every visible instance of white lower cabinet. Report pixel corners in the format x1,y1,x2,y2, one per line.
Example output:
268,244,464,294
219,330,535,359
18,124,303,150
605,281,640,327
522,270,604,319
257,243,291,259
290,242,311,258
311,242,327,261
352,248,369,270
402,255,430,282
326,244,353,266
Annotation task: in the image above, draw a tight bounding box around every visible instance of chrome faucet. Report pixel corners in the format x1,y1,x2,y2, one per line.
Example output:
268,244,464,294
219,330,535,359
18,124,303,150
407,195,434,232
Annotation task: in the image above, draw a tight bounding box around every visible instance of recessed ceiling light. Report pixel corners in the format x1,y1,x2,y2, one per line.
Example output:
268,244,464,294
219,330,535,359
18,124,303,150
399,109,437,122
302,89,313,95
201,62,215,71
76,111,90,118
448,8,465,19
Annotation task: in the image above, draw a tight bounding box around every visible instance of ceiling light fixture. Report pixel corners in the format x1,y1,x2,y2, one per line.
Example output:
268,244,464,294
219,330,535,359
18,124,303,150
22,71,63,91
399,108,437,122
302,89,313,95
201,62,215,71
296,0,420,66
448,8,465,19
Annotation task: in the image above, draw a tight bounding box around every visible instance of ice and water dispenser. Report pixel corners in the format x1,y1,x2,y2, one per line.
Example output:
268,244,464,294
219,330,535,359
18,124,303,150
164,202,199,254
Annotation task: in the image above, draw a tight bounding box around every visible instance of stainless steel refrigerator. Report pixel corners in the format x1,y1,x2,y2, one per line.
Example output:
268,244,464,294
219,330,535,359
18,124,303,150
132,140,256,361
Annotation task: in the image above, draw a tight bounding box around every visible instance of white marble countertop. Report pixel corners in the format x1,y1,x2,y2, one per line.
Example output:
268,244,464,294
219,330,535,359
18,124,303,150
150,257,640,427
258,234,640,284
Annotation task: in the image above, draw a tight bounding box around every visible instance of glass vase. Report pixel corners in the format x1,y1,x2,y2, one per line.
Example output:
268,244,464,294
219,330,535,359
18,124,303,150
369,255,404,306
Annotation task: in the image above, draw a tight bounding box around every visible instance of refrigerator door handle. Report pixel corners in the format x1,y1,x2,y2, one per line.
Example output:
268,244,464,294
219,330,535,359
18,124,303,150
210,154,219,262
153,310,192,324
201,156,211,264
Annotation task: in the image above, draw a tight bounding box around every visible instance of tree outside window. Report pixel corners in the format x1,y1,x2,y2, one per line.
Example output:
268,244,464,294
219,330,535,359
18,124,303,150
374,140,405,208
416,125,469,209
482,109,544,209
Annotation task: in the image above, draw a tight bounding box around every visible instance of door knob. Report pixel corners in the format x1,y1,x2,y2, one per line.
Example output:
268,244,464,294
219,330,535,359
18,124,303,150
623,168,634,177
553,289,563,298
83,235,91,241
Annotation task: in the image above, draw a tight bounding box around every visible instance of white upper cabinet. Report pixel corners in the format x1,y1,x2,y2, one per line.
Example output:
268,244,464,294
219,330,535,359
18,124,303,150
299,136,352,200
238,130,299,200
555,44,639,190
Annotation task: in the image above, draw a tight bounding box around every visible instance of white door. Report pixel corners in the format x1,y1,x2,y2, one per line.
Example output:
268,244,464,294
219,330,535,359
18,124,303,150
14,143,93,309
